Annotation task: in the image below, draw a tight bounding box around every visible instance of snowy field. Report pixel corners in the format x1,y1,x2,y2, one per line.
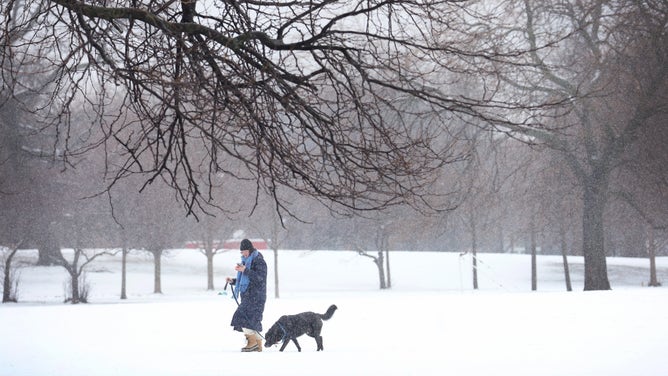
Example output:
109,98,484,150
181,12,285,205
1,249,667,376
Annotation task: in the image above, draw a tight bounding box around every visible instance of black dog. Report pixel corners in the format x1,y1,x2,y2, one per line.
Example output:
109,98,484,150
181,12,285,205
264,304,337,352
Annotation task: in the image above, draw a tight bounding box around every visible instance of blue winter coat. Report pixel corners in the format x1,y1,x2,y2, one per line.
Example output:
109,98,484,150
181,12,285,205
230,250,267,332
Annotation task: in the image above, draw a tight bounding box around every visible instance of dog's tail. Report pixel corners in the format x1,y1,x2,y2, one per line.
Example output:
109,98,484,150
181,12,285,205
320,304,338,320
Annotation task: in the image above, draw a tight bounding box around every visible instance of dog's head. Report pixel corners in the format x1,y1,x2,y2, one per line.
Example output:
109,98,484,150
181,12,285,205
263,322,282,348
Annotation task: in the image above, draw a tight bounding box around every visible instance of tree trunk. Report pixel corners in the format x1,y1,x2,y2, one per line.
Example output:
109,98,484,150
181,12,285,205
376,251,386,289
560,225,573,292
201,231,218,291
2,247,19,303
121,247,128,300
273,247,280,298
151,249,163,294
70,271,80,304
36,233,65,266
530,224,537,291
471,221,478,290
582,183,611,291
357,248,386,290
68,250,81,304
647,225,660,287
385,248,391,289
206,250,215,290
498,226,505,253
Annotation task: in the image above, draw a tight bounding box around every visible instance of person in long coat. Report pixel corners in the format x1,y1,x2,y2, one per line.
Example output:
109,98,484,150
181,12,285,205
227,239,267,352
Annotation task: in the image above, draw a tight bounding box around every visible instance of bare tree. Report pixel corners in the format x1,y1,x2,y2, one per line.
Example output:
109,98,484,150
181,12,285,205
55,198,119,303
356,244,387,290
0,0,544,223
479,0,668,290
198,222,228,291
59,247,115,304
645,226,665,287
611,89,668,284
2,242,23,303
181,211,234,291
118,181,188,294
558,220,573,292
262,208,289,299
0,2,66,266
5,1,663,294
452,130,517,290
350,211,415,290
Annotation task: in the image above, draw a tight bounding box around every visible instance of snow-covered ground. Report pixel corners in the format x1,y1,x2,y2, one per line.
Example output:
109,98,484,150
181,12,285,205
1,249,667,375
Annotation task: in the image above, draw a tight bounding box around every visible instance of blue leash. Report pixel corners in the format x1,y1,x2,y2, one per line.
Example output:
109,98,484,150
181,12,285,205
277,322,289,343
223,282,266,340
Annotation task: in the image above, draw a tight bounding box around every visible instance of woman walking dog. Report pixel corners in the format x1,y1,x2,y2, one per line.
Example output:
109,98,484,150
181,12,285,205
226,239,267,352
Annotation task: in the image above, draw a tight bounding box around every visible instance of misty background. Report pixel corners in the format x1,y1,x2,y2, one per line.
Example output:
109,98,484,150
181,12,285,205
1,0,667,298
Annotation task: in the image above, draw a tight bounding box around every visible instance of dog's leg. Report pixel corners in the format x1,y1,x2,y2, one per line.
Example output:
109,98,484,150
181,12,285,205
279,340,289,352
316,336,323,351
292,338,302,352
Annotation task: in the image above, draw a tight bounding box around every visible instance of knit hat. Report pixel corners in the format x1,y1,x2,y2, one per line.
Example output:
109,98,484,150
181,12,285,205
240,239,254,251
